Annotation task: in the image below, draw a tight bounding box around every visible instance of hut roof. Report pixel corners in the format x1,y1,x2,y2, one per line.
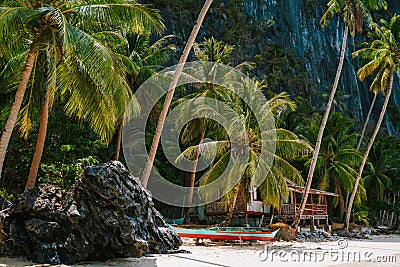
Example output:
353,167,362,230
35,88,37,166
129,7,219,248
284,178,339,197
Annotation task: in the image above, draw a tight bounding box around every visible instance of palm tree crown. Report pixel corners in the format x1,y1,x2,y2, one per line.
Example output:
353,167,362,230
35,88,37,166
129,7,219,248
0,0,164,182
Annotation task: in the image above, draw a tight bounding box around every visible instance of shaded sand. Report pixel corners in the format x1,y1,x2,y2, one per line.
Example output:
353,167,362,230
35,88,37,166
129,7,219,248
0,235,399,267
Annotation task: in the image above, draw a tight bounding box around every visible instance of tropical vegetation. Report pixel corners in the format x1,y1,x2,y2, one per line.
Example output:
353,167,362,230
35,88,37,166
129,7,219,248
0,0,164,190
0,0,399,233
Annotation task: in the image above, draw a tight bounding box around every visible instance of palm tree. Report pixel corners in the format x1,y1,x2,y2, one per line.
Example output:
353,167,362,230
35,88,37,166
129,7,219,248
102,33,176,160
178,88,312,226
141,0,214,187
310,113,363,219
365,136,400,226
362,136,398,199
345,15,400,229
174,37,250,221
0,0,164,187
356,15,392,150
292,0,387,229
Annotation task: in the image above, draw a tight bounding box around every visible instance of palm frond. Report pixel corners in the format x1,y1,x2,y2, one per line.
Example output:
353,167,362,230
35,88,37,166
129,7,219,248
198,152,244,203
58,26,134,142
0,7,33,55
272,154,304,186
176,140,229,162
273,128,313,158
0,51,27,93
320,0,342,28
71,3,164,35
258,163,289,208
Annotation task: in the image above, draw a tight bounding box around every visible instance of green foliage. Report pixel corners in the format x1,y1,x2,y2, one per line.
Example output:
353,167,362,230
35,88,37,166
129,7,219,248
352,210,369,226
0,187,14,201
321,89,350,113
253,45,309,97
2,108,107,193
0,0,165,143
363,134,400,223
320,0,387,36
39,156,99,191
353,14,400,95
175,43,313,209
304,113,363,218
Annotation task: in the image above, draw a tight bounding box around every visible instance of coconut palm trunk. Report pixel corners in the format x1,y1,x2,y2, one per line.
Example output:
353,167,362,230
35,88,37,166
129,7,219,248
114,117,124,161
357,92,377,150
345,73,394,230
25,92,49,189
141,0,214,187
185,128,206,222
0,48,38,180
220,183,240,227
292,25,349,229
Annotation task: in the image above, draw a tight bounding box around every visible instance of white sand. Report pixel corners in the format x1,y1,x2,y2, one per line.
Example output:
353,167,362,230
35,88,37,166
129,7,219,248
0,235,399,267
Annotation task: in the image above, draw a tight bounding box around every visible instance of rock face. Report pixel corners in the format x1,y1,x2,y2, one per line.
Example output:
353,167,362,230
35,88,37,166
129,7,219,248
0,161,182,264
244,0,400,135
153,0,400,137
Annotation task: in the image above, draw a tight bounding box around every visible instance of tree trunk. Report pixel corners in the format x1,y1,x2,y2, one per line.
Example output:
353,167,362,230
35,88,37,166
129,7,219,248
0,48,38,179
114,119,123,161
184,128,206,222
357,92,377,150
141,0,214,187
345,192,349,212
25,92,49,189
220,183,240,227
292,25,349,229
389,194,396,227
344,72,394,230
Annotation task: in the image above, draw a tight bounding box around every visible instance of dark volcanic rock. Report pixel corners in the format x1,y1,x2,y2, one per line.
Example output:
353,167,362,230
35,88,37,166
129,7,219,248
0,161,182,264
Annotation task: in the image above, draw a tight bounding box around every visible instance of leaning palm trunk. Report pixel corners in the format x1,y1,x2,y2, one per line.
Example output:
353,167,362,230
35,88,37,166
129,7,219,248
220,183,240,227
357,92,377,150
292,25,349,229
141,0,214,187
345,73,394,230
185,129,206,222
25,92,49,189
0,48,38,180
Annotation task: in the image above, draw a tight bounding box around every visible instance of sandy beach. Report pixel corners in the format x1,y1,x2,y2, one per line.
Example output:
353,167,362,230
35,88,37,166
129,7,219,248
0,235,399,267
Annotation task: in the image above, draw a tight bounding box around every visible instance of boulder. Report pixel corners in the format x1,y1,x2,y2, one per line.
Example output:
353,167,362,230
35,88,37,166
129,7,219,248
336,229,352,238
0,161,181,264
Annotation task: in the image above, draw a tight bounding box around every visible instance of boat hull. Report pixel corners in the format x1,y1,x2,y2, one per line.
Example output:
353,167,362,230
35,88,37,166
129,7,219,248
170,226,279,241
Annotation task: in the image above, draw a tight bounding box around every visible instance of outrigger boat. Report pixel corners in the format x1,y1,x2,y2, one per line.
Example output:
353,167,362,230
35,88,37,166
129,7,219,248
169,225,279,241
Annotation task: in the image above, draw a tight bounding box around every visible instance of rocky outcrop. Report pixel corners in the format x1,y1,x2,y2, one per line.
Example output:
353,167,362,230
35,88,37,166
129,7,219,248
148,0,400,136
0,161,181,264
244,0,400,135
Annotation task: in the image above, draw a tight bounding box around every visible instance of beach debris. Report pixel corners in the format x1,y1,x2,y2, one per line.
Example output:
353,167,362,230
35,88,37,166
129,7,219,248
268,222,296,241
319,229,331,238
0,161,182,264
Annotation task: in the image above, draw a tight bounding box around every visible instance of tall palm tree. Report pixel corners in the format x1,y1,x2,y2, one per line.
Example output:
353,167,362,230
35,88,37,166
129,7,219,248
356,14,392,150
178,89,312,226
141,0,214,188
292,0,387,229
310,113,363,219
0,0,164,187
345,15,400,229
175,37,249,221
